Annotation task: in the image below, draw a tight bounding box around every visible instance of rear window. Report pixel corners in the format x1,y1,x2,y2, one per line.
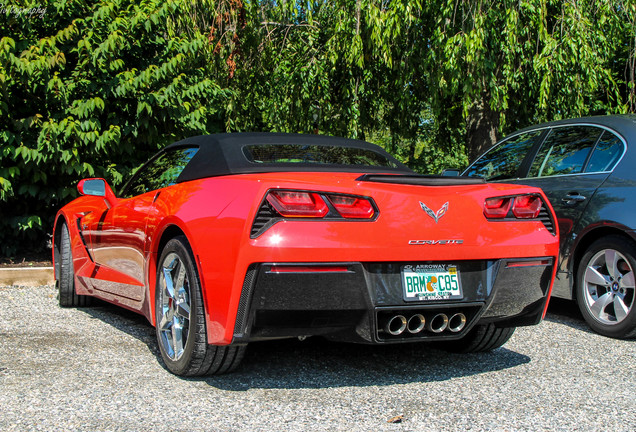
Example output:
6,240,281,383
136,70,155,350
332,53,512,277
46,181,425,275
585,131,624,173
464,131,541,180
242,144,399,168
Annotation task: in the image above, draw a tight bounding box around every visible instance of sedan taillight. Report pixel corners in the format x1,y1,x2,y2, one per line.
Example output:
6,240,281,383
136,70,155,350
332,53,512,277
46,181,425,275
484,194,542,220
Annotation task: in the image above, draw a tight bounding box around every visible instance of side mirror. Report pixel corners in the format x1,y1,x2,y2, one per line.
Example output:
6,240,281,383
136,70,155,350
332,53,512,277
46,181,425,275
441,169,461,177
78,178,117,208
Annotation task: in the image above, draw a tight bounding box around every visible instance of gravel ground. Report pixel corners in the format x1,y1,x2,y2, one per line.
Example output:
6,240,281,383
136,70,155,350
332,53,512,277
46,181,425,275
0,285,634,432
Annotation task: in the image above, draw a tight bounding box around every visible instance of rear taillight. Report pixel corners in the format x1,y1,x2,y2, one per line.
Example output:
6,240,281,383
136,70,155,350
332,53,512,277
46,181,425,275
512,195,542,218
483,197,511,219
484,194,543,220
260,189,376,225
326,195,375,219
266,191,329,218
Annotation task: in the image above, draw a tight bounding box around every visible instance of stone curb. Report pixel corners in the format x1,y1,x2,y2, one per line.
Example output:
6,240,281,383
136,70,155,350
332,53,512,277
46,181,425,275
0,267,54,286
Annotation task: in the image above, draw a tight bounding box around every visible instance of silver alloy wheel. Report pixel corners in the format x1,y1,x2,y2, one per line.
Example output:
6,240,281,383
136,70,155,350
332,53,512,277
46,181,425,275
583,248,635,325
157,252,191,361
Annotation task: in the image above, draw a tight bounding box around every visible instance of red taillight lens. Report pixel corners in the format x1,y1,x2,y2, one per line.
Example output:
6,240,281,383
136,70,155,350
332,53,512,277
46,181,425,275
327,195,375,219
484,194,543,220
512,195,542,219
483,197,512,219
266,191,329,217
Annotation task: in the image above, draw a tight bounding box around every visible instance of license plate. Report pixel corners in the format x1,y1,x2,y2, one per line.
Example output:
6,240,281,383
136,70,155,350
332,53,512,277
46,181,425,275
402,264,462,301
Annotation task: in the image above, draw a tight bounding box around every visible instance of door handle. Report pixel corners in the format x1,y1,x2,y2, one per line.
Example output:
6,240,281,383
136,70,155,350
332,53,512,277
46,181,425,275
562,193,586,205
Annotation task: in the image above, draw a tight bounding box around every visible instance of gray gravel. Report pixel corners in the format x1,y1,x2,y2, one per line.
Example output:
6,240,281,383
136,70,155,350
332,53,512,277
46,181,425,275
0,284,634,432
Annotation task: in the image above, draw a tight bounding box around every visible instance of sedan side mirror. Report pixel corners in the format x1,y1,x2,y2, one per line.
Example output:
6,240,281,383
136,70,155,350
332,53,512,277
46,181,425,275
441,169,461,177
78,178,118,208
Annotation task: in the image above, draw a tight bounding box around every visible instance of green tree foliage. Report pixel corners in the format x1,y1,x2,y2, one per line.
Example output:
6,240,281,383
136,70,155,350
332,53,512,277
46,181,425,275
0,0,230,255
426,0,634,159
1,0,635,257
223,1,450,172
221,0,634,164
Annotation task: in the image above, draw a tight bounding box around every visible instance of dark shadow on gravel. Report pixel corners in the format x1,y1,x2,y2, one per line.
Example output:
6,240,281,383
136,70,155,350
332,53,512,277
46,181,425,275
78,299,162,359
544,297,594,334
200,337,530,391
78,299,531,390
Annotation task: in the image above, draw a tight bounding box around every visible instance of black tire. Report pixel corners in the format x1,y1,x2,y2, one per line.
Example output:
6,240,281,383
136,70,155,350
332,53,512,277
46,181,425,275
155,236,246,376
437,324,515,353
56,223,91,307
576,235,636,339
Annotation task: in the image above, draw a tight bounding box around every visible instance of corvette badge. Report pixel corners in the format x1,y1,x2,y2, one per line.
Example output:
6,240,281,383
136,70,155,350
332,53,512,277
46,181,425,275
420,201,448,223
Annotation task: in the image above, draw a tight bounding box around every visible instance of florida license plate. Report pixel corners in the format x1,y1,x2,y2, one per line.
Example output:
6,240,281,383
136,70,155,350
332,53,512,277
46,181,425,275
402,264,462,301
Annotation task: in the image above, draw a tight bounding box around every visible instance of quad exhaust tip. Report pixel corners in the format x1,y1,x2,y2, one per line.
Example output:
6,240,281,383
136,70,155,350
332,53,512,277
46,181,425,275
385,315,407,336
407,314,426,334
448,313,467,333
426,313,449,333
382,311,468,336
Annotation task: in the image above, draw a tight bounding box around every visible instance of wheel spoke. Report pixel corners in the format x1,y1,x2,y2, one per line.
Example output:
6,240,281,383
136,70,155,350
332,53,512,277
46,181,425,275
620,270,635,290
613,295,630,322
163,266,176,300
175,261,186,292
176,301,190,320
171,320,184,356
585,266,610,287
590,292,613,319
158,311,172,331
605,249,619,280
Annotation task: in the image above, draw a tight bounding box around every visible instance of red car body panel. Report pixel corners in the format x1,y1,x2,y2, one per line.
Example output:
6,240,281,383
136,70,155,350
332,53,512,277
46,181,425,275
55,170,559,345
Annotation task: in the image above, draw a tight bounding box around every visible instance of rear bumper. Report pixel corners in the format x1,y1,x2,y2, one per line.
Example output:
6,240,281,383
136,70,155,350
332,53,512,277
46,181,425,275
231,257,554,344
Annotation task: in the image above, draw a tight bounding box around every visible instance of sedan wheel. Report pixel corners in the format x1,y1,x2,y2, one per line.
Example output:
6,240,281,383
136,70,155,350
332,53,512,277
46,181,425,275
577,236,636,339
155,236,246,375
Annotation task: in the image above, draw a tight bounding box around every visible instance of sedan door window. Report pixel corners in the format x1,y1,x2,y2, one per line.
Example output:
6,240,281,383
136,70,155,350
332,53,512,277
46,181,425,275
528,126,602,177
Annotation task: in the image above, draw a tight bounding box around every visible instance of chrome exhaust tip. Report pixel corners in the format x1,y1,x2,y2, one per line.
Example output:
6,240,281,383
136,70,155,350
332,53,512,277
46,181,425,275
407,314,426,334
448,313,467,333
385,315,407,336
426,313,449,333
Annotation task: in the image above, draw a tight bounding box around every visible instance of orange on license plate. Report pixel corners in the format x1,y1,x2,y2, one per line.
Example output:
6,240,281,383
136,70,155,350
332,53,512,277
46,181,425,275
402,264,462,301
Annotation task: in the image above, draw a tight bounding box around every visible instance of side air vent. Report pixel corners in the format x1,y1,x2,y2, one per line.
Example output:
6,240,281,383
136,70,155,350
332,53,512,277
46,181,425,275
250,200,280,237
537,205,557,236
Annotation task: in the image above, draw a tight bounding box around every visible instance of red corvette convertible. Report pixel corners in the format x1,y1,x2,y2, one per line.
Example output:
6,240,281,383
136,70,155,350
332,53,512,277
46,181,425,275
53,133,559,376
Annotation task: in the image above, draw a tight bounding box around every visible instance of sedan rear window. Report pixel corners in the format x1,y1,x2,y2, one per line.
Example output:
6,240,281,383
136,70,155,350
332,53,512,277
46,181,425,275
243,144,399,168
585,131,623,173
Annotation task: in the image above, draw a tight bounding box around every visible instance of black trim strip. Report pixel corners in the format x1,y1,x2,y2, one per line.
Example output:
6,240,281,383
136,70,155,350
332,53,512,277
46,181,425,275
357,174,486,186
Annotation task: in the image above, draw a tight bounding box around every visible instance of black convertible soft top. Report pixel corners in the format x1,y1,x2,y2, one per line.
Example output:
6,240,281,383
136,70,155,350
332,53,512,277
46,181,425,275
167,133,413,182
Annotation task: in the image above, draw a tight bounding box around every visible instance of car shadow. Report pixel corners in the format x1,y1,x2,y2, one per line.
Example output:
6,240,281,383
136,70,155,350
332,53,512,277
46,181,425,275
79,299,162,360
544,297,594,334
80,301,531,390
201,338,530,391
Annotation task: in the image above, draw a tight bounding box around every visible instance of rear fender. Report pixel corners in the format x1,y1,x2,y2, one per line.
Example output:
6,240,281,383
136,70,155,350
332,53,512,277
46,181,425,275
145,217,203,327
